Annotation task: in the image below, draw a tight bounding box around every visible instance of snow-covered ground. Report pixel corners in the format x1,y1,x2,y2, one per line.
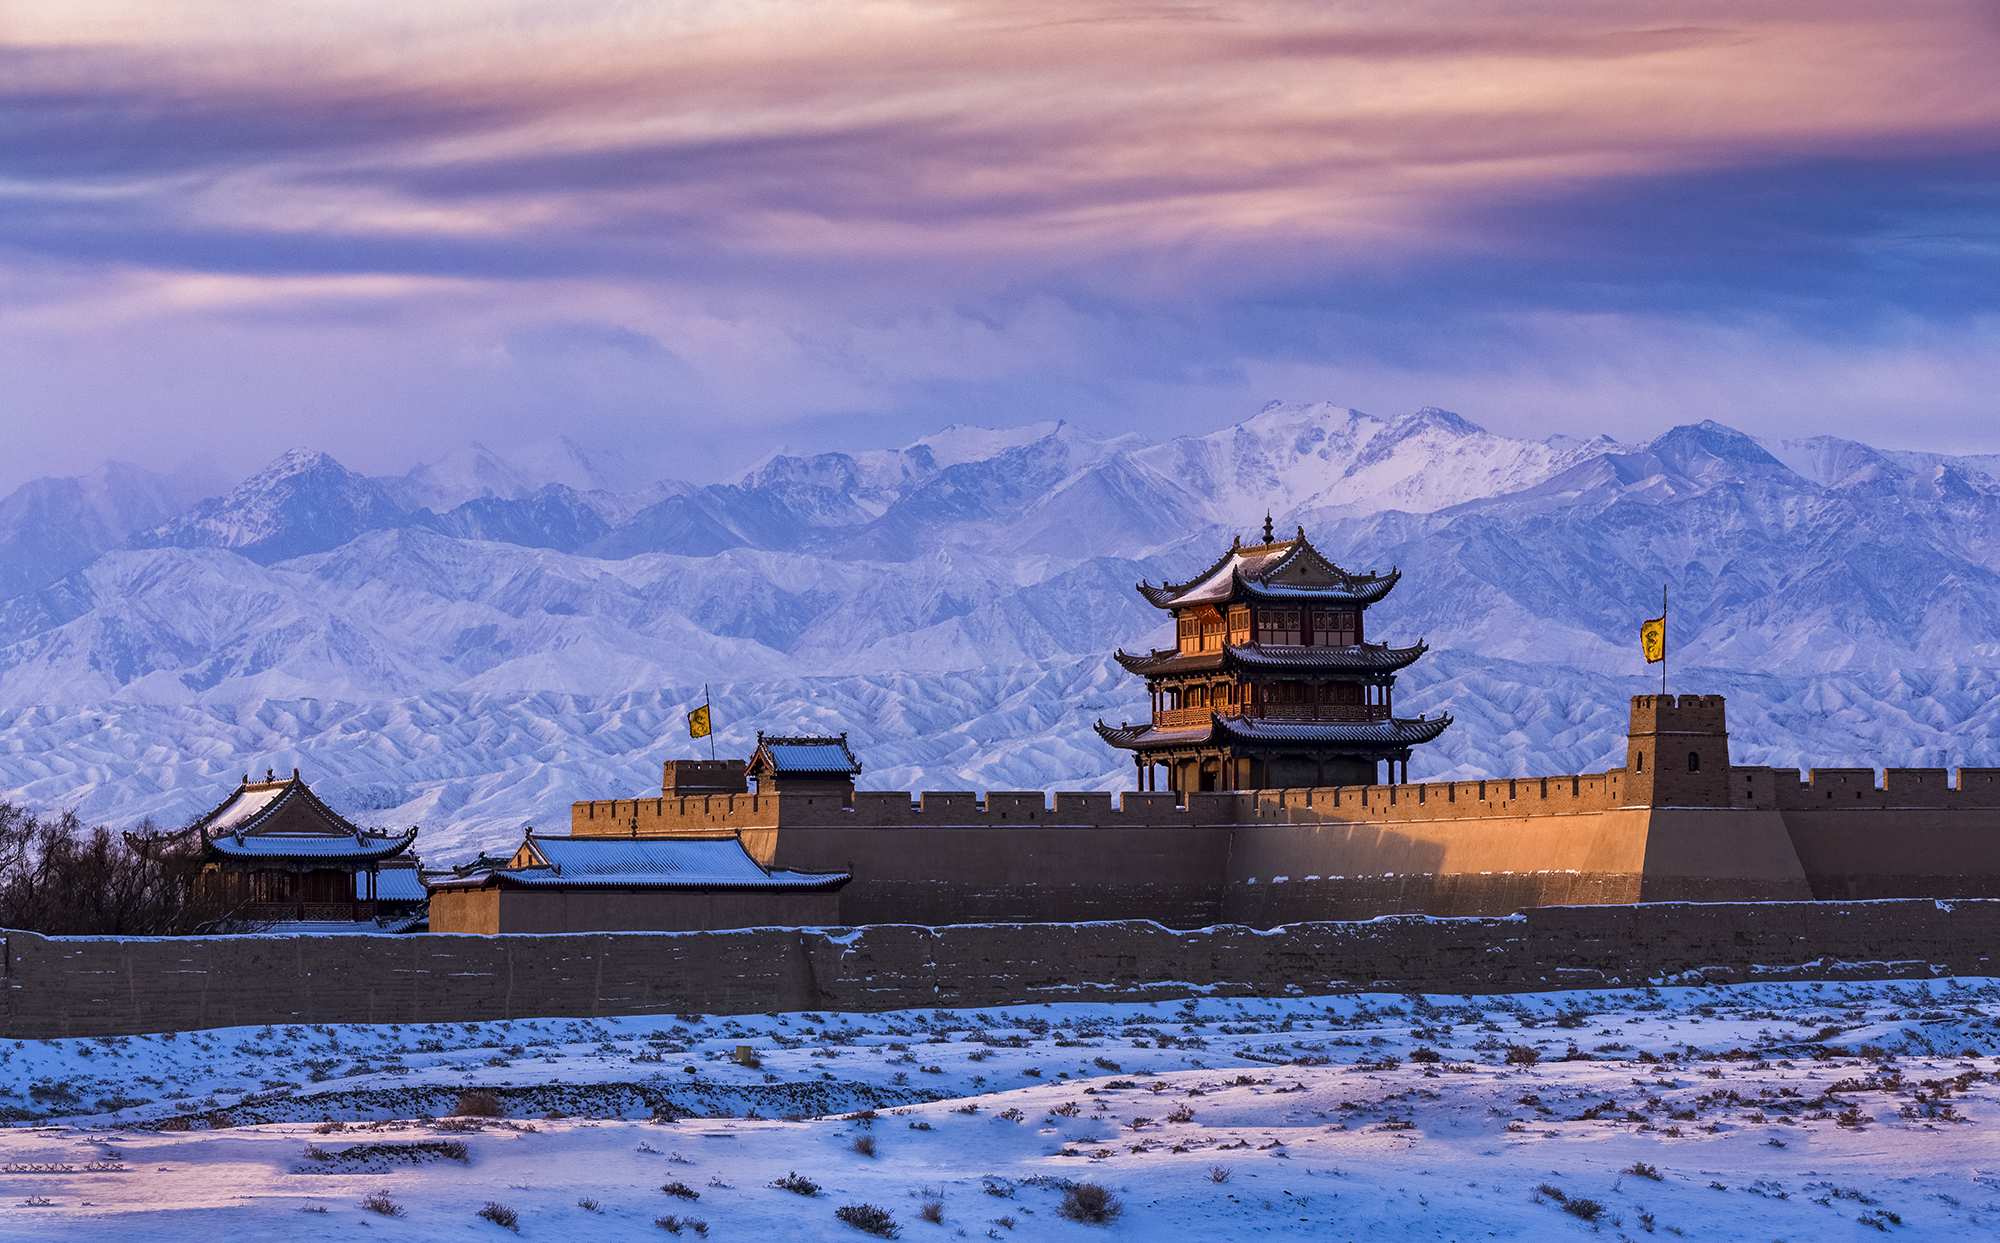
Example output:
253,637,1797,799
7,978,1999,1239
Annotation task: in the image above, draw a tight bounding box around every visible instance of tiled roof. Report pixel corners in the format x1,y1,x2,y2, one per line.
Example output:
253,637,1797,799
1135,532,1399,611
1095,713,1451,750
189,773,418,863
1114,641,1427,676
752,734,862,775
209,832,416,861
428,834,850,892
1214,714,1452,745
364,869,429,902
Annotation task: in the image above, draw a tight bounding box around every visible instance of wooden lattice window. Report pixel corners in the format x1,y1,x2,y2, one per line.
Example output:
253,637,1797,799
1310,609,1357,646
1256,608,1301,645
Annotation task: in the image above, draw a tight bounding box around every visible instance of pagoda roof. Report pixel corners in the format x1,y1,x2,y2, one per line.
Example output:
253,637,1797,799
427,833,850,893
1113,640,1428,677
1094,712,1451,753
750,732,862,776
176,770,418,864
1136,528,1398,611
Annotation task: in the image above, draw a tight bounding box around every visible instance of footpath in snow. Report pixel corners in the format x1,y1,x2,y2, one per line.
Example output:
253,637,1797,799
4,979,1998,1240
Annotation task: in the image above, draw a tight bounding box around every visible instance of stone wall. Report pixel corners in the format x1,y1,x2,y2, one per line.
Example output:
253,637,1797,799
6,899,1996,1039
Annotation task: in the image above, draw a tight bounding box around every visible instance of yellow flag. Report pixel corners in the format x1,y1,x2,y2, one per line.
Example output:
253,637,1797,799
687,704,711,739
1640,616,1665,664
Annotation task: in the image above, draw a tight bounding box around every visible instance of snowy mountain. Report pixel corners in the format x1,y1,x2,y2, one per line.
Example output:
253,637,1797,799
0,460,220,599
2,402,1998,861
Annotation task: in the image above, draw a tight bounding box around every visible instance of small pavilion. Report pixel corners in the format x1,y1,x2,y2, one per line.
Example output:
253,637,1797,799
175,769,419,925
746,733,863,798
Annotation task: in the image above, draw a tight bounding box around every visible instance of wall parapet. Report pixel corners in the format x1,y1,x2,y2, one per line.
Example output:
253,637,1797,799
6,899,1997,1039
569,764,2000,838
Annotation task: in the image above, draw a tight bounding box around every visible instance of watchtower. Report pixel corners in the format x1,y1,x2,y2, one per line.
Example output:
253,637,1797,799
1095,521,1449,791
1625,694,1731,807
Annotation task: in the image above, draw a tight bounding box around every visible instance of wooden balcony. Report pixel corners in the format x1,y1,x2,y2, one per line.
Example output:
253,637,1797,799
1151,703,1388,729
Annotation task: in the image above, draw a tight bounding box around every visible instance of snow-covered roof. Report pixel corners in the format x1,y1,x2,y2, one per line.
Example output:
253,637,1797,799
1136,530,1398,611
751,733,862,776
429,834,849,892
209,833,413,861
1095,712,1451,751
189,771,418,865
1114,641,1428,676
361,869,429,902
206,785,283,834
1213,714,1451,746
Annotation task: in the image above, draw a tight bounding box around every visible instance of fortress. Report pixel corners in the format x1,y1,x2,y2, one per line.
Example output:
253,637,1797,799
427,692,1998,933
429,526,2000,934
15,525,2000,1038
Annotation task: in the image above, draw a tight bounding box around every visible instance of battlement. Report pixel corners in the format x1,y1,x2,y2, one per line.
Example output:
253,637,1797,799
570,762,2000,841
1773,766,2000,810
662,759,747,796
1628,693,1728,733
572,769,1642,836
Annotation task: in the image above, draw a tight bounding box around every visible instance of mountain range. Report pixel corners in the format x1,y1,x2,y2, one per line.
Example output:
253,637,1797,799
3,402,1997,862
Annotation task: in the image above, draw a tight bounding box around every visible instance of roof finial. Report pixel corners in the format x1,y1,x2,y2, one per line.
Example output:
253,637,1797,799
1262,512,1274,543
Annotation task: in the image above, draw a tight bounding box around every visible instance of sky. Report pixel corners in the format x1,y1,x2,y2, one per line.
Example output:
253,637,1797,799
5,0,2000,493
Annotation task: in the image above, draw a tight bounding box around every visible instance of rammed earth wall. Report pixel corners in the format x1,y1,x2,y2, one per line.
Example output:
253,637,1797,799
5,899,1997,1038
555,762,2000,931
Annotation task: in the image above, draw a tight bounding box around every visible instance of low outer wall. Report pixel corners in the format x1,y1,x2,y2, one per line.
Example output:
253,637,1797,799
5,900,1997,1038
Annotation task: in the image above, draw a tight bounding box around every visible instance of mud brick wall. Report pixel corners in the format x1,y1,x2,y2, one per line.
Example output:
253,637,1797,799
4,900,1996,1038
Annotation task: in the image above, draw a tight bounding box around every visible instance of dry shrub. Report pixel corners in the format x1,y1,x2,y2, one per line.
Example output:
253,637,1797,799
456,1089,505,1117
851,1135,877,1157
834,1203,900,1237
1058,1184,1123,1225
918,1199,944,1223
359,1191,404,1218
476,1202,520,1233
656,1214,710,1236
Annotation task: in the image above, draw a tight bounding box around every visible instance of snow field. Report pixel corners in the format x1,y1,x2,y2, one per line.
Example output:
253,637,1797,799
5,978,2000,1240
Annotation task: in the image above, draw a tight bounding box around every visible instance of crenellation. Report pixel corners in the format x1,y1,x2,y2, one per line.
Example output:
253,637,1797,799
1884,767,1950,801
1960,768,2000,807
1054,791,1115,819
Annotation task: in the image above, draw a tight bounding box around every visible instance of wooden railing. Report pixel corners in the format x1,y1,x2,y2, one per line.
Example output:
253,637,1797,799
1152,703,1388,729
1153,705,1225,729
1246,704,1389,722
243,902,374,923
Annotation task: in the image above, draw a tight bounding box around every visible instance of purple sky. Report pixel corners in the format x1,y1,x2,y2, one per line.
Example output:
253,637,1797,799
5,1,2000,492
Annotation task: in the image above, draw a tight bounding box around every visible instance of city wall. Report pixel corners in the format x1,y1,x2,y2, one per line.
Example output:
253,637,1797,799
565,766,2000,926
7,899,1997,1039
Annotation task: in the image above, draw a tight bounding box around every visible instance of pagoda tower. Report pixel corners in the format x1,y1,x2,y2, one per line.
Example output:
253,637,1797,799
1096,519,1450,792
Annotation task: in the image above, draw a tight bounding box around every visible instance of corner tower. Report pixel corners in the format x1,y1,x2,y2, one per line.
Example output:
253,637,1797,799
1625,694,1732,807
1095,521,1450,792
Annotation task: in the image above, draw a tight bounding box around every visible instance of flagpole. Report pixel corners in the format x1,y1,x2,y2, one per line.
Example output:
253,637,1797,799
705,683,715,761
1661,584,1667,697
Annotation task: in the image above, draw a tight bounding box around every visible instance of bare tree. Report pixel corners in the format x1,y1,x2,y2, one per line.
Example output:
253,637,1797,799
0,805,246,935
